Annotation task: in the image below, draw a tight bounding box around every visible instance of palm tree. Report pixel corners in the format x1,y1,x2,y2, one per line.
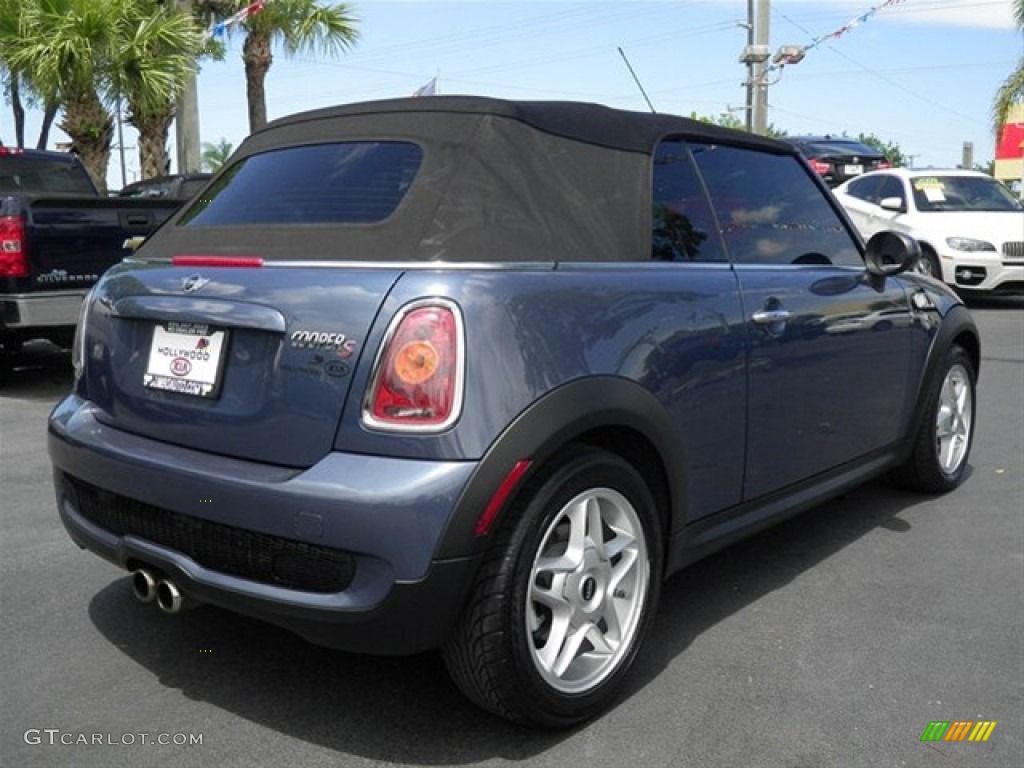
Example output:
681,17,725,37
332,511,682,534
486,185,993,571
992,0,1024,136
7,0,199,191
0,0,58,149
8,0,119,189
113,2,202,179
228,0,359,132
201,137,234,171
0,0,26,146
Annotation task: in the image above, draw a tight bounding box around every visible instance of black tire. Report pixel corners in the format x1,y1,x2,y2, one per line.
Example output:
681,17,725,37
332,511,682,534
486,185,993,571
892,345,976,492
442,446,663,727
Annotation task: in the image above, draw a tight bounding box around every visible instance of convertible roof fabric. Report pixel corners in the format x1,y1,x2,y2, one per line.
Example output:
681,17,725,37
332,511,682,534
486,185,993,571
258,96,792,157
141,97,797,264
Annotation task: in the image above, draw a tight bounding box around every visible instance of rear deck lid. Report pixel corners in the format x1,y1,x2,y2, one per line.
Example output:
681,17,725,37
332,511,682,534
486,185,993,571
87,261,400,467
81,138,436,467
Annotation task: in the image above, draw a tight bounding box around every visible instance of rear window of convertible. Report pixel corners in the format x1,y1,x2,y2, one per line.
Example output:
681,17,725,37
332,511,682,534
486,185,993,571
178,142,423,226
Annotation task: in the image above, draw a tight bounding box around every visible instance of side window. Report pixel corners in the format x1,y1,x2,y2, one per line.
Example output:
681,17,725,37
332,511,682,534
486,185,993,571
691,143,862,267
651,141,725,262
877,176,904,205
846,175,879,202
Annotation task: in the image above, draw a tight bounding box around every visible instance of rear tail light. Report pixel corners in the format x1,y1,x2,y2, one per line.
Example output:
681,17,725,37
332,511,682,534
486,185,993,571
0,214,28,277
363,300,465,432
877,160,891,170
809,160,831,175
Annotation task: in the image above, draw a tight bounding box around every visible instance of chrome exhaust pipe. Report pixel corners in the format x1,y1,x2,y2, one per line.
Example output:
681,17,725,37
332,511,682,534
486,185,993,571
130,569,158,604
155,579,194,614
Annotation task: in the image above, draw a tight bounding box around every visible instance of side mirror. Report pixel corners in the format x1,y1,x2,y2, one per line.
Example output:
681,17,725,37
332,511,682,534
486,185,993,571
879,196,905,213
864,230,921,277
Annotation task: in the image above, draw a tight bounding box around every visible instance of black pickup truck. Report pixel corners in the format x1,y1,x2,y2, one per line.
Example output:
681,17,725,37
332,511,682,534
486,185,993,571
116,172,213,201
1,147,181,356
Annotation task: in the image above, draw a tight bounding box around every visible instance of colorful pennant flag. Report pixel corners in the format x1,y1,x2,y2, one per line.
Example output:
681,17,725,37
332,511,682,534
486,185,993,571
204,1,267,43
766,0,904,73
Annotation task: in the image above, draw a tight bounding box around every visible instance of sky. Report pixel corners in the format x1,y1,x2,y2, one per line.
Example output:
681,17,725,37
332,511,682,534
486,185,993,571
5,0,1021,188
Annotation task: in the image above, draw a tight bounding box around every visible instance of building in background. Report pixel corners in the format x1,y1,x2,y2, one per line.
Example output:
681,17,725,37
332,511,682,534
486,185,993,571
994,103,1024,194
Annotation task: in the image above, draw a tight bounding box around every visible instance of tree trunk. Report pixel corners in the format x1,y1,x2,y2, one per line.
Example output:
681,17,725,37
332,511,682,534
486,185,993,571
128,104,175,179
10,73,25,148
36,98,58,150
242,31,273,133
59,89,114,194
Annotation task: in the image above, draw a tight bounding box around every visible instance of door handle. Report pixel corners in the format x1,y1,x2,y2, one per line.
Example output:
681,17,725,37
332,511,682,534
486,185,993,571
752,308,792,324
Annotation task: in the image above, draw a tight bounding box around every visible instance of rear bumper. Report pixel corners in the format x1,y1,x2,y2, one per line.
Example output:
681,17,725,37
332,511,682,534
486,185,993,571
1,289,86,329
48,394,482,654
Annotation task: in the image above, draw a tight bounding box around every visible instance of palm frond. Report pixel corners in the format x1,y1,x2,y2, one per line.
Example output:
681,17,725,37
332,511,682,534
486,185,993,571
993,63,1024,137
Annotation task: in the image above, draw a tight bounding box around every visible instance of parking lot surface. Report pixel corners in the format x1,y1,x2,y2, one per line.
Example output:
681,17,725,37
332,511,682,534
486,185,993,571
1,297,1021,768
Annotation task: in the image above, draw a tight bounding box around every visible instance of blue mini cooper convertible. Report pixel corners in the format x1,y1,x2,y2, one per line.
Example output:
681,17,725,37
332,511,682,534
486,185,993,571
49,97,978,727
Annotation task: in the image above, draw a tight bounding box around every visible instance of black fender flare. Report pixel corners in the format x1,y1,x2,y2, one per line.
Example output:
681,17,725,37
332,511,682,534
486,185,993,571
435,376,687,560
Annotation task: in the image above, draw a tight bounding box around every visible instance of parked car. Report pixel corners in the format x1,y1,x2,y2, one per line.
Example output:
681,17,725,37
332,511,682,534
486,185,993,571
834,168,1024,293
783,135,890,186
49,97,979,727
1,147,180,357
117,173,213,201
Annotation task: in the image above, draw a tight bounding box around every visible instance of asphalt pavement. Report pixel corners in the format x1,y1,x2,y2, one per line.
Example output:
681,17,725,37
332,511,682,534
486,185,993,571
1,297,1021,768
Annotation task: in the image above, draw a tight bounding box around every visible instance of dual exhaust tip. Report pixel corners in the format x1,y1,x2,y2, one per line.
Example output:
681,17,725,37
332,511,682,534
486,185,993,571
130,568,195,614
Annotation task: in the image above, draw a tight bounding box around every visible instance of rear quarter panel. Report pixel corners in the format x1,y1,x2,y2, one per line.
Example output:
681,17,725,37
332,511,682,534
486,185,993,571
336,264,750,526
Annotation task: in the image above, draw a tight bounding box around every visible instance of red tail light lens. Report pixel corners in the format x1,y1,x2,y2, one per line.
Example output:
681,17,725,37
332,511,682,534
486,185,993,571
877,160,892,170
809,159,831,175
0,214,28,277
363,300,464,431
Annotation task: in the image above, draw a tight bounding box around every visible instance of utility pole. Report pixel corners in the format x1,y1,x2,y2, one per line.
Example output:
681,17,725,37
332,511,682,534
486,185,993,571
960,141,974,170
752,0,770,135
744,0,754,132
174,0,201,173
115,94,128,188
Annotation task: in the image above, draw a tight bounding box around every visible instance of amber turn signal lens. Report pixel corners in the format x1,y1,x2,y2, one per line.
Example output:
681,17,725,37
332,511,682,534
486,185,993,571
395,340,439,384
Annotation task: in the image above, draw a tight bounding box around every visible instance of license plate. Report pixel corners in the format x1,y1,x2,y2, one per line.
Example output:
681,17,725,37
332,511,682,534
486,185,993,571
844,164,864,176
144,322,228,399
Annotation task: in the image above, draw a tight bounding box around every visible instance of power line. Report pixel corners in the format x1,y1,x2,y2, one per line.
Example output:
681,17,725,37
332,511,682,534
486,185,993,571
771,5,993,126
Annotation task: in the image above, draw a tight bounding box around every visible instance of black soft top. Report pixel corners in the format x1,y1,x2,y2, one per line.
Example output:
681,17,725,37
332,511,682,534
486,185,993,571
257,95,792,157
142,96,798,264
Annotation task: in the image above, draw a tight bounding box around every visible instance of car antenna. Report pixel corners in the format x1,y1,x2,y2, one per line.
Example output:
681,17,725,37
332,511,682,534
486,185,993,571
618,47,657,114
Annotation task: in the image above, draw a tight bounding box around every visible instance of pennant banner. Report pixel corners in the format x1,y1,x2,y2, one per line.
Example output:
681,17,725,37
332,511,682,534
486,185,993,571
766,0,903,73
204,1,267,43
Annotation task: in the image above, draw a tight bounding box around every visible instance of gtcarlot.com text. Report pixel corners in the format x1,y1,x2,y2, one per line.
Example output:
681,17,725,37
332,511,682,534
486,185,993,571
24,729,203,747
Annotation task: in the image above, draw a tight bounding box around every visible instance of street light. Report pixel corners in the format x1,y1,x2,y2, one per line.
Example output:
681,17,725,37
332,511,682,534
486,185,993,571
740,43,806,135
738,45,771,65
772,45,805,66
736,0,805,135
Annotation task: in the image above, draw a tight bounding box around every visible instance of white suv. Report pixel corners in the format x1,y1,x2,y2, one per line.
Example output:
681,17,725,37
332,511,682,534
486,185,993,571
834,168,1024,293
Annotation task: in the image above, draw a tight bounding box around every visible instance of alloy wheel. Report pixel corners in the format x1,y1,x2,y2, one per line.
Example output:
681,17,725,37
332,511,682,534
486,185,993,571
526,487,650,694
935,362,973,475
